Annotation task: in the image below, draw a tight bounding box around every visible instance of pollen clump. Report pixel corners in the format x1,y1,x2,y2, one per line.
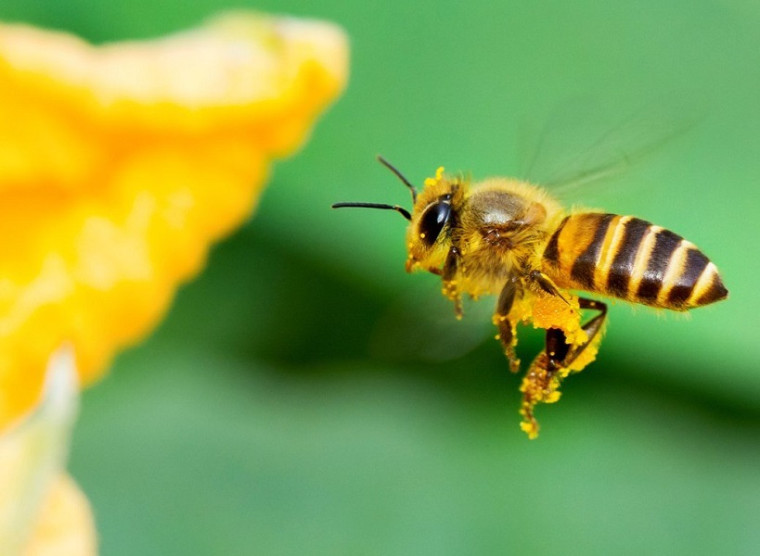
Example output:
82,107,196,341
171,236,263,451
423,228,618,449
508,289,586,345
423,166,445,188
530,291,587,346
507,288,604,439
0,13,349,428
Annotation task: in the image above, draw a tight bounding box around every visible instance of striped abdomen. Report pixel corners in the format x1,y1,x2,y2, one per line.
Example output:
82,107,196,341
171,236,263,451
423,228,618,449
541,213,728,310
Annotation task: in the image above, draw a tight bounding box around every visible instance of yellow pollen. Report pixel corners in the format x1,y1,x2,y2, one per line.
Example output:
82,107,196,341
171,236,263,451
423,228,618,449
424,166,446,187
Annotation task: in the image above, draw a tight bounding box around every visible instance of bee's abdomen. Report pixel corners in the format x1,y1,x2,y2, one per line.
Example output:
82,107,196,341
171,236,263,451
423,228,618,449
542,213,728,309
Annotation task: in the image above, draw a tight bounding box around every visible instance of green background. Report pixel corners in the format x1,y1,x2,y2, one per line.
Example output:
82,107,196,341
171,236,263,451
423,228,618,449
4,1,760,554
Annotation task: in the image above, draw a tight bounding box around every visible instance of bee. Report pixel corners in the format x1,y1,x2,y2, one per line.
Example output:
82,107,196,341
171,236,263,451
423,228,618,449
333,156,728,438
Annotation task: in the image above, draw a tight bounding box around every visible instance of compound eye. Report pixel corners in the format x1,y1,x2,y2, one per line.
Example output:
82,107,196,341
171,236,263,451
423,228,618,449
418,201,451,246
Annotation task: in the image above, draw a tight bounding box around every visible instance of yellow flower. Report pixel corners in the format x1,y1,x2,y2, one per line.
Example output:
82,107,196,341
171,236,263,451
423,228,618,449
0,12,349,429
0,13,347,552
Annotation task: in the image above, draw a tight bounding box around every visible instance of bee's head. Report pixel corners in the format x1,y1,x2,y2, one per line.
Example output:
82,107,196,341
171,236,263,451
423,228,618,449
332,157,462,274
404,166,464,273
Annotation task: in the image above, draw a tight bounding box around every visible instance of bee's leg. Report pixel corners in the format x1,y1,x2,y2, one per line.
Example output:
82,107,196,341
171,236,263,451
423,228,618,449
441,246,463,319
520,298,607,439
550,297,607,369
493,279,520,373
528,270,569,304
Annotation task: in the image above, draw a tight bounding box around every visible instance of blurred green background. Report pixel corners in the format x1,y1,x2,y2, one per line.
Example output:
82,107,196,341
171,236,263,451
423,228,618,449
5,1,760,554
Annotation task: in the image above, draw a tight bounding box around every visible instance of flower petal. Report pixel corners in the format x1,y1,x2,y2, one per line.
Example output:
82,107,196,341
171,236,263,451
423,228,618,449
23,474,97,556
0,13,349,426
0,347,95,554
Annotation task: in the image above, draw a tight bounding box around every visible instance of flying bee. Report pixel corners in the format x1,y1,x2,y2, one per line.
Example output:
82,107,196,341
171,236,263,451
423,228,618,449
333,156,728,438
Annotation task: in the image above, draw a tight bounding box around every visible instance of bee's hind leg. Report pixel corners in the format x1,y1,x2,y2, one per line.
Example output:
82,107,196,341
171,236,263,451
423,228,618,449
520,297,607,439
529,269,570,304
550,297,607,369
493,279,520,373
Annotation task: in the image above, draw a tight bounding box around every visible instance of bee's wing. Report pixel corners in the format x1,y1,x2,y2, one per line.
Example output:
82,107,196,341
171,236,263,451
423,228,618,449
519,98,700,198
369,284,495,363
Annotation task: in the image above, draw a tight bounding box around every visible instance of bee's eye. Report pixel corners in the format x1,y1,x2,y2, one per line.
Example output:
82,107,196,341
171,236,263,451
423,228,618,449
418,201,452,246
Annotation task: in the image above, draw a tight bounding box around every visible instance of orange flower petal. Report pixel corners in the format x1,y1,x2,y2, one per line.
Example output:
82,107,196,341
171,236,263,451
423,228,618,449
0,13,349,426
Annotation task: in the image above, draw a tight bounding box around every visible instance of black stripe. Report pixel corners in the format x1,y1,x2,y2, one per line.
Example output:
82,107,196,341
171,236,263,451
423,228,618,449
570,213,615,289
542,216,569,265
636,230,682,302
667,248,709,305
606,218,651,298
695,273,728,306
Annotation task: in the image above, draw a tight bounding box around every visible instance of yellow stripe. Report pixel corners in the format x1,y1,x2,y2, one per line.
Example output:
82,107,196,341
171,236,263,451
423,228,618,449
655,239,692,306
594,215,628,291
687,261,717,306
627,225,660,299
556,214,601,281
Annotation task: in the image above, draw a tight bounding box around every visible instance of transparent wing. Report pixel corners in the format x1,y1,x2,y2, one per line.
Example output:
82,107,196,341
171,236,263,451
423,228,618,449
369,283,495,363
518,97,701,199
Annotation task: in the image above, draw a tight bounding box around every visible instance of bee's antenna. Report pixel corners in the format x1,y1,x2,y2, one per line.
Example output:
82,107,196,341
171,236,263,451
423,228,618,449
332,202,412,221
376,155,418,203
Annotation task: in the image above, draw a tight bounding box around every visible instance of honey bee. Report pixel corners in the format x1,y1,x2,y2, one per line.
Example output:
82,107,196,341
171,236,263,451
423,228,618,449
333,156,728,438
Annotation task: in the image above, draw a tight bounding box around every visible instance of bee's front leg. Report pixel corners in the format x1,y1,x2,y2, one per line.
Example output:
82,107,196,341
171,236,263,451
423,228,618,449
493,278,520,373
441,246,463,319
